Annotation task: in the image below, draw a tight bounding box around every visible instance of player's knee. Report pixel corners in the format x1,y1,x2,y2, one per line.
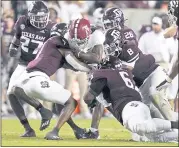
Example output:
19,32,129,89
12,86,23,96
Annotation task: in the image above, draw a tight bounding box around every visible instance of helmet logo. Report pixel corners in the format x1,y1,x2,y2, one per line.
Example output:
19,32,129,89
20,24,25,30
113,9,122,17
82,25,90,37
111,30,121,40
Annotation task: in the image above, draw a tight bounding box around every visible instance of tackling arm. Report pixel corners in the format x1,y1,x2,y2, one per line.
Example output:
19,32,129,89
77,44,104,64
64,51,92,72
84,78,107,106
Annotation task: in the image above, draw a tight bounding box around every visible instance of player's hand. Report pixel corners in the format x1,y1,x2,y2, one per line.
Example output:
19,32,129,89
88,99,97,109
156,77,172,91
9,48,18,57
72,48,81,58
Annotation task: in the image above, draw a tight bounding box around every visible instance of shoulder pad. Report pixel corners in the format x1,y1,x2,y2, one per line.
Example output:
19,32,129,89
51,36,70,49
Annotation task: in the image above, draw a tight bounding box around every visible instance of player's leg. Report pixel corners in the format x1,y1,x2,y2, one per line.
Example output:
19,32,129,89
83,102,104,139
45,96,78,140
145,130,178,143
8,94,36,137
140,66,176,120
54,69,86,138
13,87,53,131
7,64,35,137
54,103,86,139
166,75,178,109
77,72,92,118
132,130,178,143
21,75,83,140
122,101,178,136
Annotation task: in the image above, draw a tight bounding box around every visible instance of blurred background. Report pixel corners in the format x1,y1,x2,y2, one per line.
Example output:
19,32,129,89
1,1,178,119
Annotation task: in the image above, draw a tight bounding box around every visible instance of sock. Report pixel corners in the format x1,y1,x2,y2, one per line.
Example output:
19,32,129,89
67,118,81,131
20,119,32,131
35,103,43,112
90,127,98,132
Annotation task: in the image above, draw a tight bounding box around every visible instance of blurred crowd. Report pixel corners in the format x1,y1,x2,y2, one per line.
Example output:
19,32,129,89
1,1,178,118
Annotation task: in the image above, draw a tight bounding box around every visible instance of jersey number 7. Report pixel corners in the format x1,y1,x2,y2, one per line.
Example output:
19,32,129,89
21,36,43,54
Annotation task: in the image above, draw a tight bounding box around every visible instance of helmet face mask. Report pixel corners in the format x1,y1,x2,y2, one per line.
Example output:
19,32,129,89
104,28,123,58
29,13,49,29
103,8,124,31
103,18,122,31
28,1,49,29
68,37,89,51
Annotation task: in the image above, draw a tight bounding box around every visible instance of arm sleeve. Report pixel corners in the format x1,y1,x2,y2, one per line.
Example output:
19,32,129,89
90,78,107,97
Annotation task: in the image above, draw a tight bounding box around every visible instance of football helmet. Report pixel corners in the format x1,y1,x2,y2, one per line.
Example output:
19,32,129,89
68,18,91,51
168,0,178,26
102,7,125,31
28,1,49,29
104,28,124,58
50,23,68,37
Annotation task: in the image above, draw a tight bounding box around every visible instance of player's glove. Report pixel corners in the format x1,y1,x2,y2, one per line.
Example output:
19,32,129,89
9,48,18,57
88,99,97,109
156,76,172,91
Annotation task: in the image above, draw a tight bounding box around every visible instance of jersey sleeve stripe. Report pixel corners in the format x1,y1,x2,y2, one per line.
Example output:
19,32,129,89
127,53,139,63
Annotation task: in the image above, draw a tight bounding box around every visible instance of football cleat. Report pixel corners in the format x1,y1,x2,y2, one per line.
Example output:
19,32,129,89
39,107,53,131
44,128,62,140
82,129,100,139
73,128,87,139
21,128,36,137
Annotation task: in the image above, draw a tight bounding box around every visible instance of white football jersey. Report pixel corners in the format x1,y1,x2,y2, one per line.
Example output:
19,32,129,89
64,29,105,53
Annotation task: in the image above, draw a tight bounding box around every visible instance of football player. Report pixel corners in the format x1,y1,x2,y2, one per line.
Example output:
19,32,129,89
83,7,177,139
84,47,179,143
104,8,178,120
51,22,88,139
156,0,178,91
44,18,106,140
82,7,141,139
7,1,55,137
11,18,103,140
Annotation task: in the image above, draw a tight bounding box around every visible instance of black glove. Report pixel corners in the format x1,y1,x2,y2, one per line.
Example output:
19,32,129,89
9,48,18,57
88,99,97,109
156,76,172,91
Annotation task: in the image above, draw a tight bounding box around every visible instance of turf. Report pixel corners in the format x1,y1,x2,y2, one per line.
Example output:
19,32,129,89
1,118,178,146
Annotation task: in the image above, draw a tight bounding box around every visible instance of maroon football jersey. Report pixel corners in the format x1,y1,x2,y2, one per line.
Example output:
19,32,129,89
118,26,158,87
27,36,69,76
13,15,56,64
122,26,138,46
90,68,142,124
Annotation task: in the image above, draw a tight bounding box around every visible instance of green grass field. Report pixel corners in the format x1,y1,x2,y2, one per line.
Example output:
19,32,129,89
1,118,178,146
